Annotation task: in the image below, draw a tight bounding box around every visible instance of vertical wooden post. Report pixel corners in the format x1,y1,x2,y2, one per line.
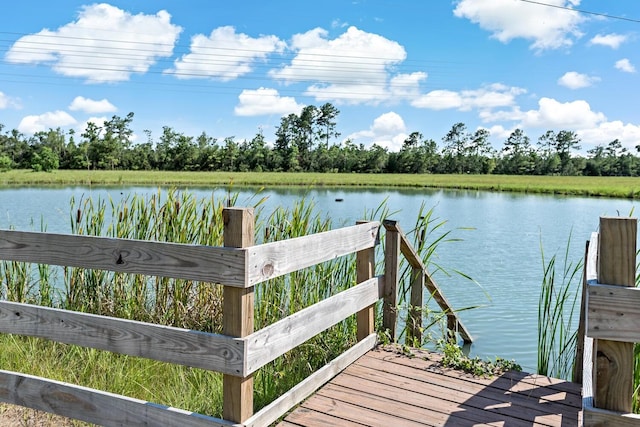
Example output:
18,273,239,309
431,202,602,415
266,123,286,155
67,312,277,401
356,221,376,341
593,216,636,412
222,207,254,423
383,220,400,341
407,266,424,344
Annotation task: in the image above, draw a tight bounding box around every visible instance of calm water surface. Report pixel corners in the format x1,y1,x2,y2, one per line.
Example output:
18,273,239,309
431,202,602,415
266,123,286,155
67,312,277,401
0,185,637,372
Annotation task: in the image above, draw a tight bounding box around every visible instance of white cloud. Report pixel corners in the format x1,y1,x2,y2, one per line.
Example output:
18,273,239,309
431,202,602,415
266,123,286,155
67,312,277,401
481,97,640,149
479,107,525,123
270,26,407,105
331,19,349,29
0,92,20,109
485,124,513,140
76,116,108,136
460,84,526,110
389,72,427,100
578,120,640,150
234,88,304,116
69,96,117,114
615,58,636,73
454,0,584,50
590,33,627,49
168,26,284,81
347,111,407,151
412,90,462,110
521,97,606,129
18,111,77,134
5,4,182,83
557,71,600,89
412,83,525,111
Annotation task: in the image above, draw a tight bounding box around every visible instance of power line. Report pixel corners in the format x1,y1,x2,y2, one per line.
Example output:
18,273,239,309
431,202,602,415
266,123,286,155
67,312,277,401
517,0,640,24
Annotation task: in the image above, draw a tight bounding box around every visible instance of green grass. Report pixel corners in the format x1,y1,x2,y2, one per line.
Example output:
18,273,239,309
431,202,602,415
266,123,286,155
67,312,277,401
0,336,224,418
1,169,640,198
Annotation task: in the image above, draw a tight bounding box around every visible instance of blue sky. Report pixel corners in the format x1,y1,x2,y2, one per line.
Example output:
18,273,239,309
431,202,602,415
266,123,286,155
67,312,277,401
1,1,639,153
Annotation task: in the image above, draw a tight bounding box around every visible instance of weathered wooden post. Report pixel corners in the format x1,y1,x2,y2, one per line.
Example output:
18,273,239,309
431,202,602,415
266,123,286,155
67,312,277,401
408,264,425,344
383,220,400,341
594,216,637,412
222,207,254,423
356,221,376,341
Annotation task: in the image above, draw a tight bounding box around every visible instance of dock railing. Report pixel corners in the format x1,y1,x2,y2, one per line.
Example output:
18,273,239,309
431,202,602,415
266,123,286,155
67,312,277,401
0,207,470,426
579,216,640,425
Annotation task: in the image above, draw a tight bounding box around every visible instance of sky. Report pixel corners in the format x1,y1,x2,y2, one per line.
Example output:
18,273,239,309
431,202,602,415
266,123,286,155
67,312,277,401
1,0,640,153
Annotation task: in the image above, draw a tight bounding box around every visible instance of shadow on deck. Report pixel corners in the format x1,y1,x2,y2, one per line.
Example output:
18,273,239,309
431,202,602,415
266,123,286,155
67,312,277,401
278,347,581,427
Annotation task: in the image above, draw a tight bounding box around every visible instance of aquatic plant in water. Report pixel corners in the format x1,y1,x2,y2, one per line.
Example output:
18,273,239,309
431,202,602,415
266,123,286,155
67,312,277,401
537,232,582,380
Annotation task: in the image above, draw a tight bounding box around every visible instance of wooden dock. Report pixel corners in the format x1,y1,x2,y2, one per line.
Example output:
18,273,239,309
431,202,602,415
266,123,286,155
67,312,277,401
278,347,582,427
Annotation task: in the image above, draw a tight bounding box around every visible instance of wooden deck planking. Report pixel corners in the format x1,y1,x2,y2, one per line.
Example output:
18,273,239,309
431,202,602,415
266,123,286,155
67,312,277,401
278,347,582,427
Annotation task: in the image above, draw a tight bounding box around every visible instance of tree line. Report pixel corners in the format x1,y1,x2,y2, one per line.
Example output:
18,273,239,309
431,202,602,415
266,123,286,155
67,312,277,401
1,104,639,176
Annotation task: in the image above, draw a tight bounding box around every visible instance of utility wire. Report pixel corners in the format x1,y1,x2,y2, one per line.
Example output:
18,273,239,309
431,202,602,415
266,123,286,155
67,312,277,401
517,0,640,23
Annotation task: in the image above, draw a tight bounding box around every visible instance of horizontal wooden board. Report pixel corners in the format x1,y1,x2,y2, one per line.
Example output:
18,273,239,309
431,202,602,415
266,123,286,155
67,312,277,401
281,408,367,427
584,407,640,427
0,301,245,376
246,334,376,427
0,229,247,286
244,277,383,375
302,393,430,427
0,370,240,427
587,283,640,342
246,222,379,285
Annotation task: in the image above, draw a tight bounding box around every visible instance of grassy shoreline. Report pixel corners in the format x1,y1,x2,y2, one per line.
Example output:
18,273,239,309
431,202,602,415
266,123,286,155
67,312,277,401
1,169,640,198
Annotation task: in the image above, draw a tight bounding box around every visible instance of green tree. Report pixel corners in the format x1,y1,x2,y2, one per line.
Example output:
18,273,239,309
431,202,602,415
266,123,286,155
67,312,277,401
395,132,438,173
221,137,239,171
31,146,59,172
316,103,340,146
196,132,220,171
467,128,494,173
536,131,559,174
498,129,534,174
442,122,469,173
554,130,581,174
0,155,11,171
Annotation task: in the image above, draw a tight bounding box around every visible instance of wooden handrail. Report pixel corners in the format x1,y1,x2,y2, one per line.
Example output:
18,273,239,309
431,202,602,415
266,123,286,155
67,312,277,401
383,220,473,344
0,301,245,375
0,229,247,286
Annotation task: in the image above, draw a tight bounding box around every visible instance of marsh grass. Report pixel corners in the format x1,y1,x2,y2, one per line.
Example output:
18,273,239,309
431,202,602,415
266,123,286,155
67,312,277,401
537,234,582,380
0,189,474,418
2,170,640,199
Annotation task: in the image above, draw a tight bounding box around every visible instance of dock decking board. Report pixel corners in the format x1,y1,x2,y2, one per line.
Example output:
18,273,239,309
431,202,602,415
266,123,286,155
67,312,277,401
277,347,582,427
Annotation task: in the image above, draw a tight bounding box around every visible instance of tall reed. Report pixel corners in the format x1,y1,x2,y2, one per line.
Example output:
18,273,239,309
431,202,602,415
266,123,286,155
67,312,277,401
537,233,582,379
63,189,244,331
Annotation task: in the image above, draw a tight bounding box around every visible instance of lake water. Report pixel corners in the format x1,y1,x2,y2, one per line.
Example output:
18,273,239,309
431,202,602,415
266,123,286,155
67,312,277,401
0,185,637,373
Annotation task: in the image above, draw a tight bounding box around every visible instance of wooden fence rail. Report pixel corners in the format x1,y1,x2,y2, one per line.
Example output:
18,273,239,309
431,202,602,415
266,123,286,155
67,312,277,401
581,216,640,426
0,207,470,426
382,220,472,344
